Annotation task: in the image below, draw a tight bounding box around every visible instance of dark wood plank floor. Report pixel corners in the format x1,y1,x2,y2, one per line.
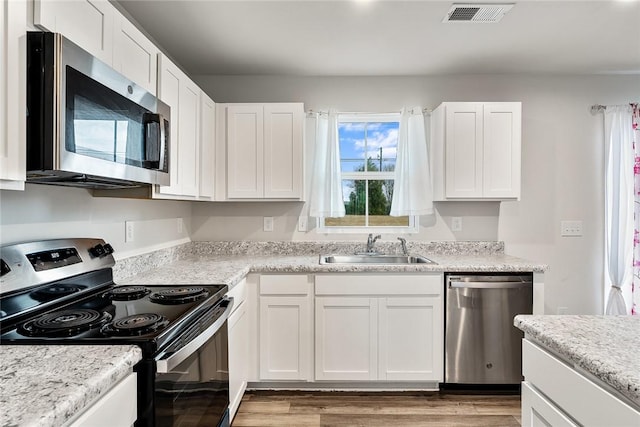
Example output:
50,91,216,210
232,391,521,426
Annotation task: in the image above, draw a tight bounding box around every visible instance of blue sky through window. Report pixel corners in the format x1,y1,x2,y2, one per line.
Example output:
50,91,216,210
338,122,399,172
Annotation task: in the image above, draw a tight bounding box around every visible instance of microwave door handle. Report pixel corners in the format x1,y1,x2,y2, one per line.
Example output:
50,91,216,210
142,113,164,169
155,297,234,374
158,114,167,172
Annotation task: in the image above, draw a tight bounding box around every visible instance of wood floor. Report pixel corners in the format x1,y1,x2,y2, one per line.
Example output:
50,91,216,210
231,390,522,427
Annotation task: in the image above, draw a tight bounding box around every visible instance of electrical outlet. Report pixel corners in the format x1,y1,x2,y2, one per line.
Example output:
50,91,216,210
561,220,583,237
298,216,308,232
557,306,569,315
176,218,183,234
125,221,135,242
263,217,274,232
451,217,463,232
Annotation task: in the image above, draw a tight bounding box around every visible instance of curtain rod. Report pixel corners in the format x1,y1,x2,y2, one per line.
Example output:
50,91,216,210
590,103,639,115
306,108,432,116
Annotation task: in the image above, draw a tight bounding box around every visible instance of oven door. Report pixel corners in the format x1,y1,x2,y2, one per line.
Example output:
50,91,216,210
153,298,233,427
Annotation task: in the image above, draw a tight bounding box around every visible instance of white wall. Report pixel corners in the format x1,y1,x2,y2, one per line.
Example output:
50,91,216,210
0,184,192,259
193,73,640,315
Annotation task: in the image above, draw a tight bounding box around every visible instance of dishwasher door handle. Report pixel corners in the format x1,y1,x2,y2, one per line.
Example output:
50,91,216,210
449,280,532,289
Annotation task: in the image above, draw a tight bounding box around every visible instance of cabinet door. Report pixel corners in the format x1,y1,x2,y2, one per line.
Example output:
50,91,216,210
34,0,114,65
259,296,311,380
199,93,216,199
113,14,158,95
229,297,248,421
178,79,201,197
482,103,521,199
378,297,443,381
521,382,578,427
263,103,303,199
315,297,378,381
156,55,182,195
444,102,484,198
227,105,264,198
68,373,137,427
0,0,26,190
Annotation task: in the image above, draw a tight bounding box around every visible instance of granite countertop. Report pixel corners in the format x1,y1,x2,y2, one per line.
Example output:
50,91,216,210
515,315,640,409
0,345,142,427
119,252,546,288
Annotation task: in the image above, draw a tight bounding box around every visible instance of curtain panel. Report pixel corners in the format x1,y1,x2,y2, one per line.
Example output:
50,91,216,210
604,105,635,315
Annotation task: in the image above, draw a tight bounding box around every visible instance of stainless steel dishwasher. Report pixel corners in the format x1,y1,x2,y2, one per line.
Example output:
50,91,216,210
444,273,533,385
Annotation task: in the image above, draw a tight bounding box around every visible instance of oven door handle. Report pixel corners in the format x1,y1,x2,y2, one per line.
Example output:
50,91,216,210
155,296,234,374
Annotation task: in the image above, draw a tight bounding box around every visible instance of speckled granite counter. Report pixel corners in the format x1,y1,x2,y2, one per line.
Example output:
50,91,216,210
118,252,546,288
0,345,141,427
515,315,640,409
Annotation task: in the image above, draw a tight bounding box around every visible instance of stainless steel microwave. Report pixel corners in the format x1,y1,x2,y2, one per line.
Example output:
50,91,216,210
26,32,170,189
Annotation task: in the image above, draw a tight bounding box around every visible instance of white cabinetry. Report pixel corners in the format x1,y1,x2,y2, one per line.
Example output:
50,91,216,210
223,103,304,200
228,279,249,421
155,54,203,199
66,373,137,427
521,339,640,427
0,0,26,190
258,275,312,381
431,102,521,200
34,0,114,64
314,274,443,382
34,0,158,97
112,15,158,95
199,94,216,199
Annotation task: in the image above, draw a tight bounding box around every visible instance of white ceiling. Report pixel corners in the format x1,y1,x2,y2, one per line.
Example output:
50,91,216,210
116,0,640,76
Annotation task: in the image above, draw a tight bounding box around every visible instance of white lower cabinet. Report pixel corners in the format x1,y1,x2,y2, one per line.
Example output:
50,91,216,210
522,339,640,426
258,275,312,381
315,297,378,381
66,372,137,427
228,279,248,421
378,297,442,381
314,274,443,382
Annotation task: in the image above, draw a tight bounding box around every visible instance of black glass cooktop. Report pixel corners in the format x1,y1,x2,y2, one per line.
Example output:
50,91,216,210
0,282,227,350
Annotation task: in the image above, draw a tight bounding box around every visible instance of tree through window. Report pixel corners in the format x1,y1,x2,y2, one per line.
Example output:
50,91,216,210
323,115,411,229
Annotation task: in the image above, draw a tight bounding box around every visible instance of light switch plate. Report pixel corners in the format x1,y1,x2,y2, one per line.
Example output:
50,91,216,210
263,217,274,232
298,216,308,232
125,221,135,242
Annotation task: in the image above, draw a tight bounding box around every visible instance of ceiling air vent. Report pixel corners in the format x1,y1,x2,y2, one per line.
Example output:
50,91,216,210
443,3,514,23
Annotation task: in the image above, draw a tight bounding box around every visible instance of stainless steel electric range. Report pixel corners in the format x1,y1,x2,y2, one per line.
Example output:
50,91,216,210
0,238,232,427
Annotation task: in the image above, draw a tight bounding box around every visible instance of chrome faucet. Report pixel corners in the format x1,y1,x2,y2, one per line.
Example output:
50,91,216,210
397,237,408,256
366,233,382,254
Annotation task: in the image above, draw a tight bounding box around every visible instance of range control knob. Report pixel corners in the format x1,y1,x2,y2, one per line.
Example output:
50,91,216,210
88,244,106,258
102,243,114,255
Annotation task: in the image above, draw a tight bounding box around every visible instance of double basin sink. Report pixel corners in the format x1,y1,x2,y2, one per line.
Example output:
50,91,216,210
319,254,437,265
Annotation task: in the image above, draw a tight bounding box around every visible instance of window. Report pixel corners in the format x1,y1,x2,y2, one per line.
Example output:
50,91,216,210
320,113,416,232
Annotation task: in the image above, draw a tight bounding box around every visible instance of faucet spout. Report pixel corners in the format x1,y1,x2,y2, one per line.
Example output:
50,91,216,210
366,234,382,254
397,237,408,256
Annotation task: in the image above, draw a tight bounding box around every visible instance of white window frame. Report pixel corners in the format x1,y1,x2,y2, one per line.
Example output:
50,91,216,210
318,113,419,234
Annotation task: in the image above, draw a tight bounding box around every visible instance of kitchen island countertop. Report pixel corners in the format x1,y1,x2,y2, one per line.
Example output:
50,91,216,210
0,345,141,427
515,315,640,409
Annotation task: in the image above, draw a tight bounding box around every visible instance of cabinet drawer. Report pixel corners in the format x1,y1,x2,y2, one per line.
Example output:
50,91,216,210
521,382,578,427
523,339,640,426
260,275,310,295
227,278,247,313
66,372,137,427
315,274,442,296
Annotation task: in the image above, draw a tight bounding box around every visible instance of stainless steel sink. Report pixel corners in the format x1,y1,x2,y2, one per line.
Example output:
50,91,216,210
319,254,437,265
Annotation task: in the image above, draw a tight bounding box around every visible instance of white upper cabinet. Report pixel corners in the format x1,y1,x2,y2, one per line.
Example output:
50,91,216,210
155,54,201,199
431,102,521,200
34,0,114,65
112,15,158,95
224,103,304,200
35,0,158,95
0,0,26,190
199,93,216,200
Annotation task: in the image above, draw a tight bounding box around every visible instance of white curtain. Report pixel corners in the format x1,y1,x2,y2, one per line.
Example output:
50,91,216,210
604,105,634,315
390,107,434,216
309,110,345,218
